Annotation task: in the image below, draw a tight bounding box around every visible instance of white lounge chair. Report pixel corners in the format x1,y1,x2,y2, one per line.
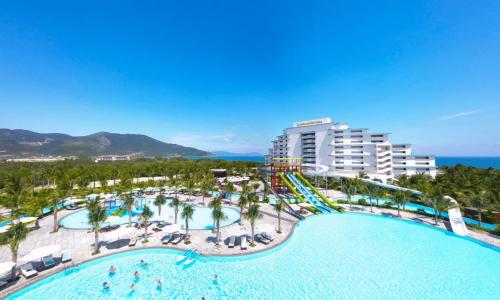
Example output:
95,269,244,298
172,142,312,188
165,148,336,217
261,232,274,242
20,263,38,278
255,234,269,245
228,235,236,248
240,235,247,250
61,249,72,263
42,255,56,268
161,233,173,244
129,238,137,247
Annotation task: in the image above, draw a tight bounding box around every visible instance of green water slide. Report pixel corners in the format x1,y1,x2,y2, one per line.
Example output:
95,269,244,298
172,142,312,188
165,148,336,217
296,172,330,204
278,173,305,203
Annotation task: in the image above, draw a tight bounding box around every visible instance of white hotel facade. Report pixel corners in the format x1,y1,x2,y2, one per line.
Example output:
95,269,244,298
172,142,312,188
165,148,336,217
267,118,436,182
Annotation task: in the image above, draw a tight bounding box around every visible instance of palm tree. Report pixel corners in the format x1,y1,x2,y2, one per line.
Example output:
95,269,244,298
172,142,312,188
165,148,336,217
169,196,181,224
52,177,72,232
140,205,154,242
245,204,263,246
225,182,236,205
470,190,491,227
154,195,166,216
185,178,195,202
87,199,106,254
251,182,260,193
429,191,450,225
123,195,135,227
0,222,29,280
212,207,227,245
238,194,249,225
341,179,357,209
181,204,195,236
209,196,222,233
274,200,284,233
365,184,378,213
391,191,406,217
0,171,32,218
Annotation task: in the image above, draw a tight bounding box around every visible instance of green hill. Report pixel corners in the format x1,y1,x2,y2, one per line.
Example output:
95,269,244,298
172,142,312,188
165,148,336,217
0,129,210,158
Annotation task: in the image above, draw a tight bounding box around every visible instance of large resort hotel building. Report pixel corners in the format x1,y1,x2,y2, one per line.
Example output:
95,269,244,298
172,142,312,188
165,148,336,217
267,118,437,182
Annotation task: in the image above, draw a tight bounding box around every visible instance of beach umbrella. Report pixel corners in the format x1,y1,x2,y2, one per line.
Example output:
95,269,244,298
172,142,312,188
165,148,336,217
0,262,15,278
106,226,135,240
17,217,37,224
21,245,61,262
0,225,11,234
164,223,181,233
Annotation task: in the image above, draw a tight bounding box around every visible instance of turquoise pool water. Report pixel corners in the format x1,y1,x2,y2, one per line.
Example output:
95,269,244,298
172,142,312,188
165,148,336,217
340,195,497,230
60,199,240,230
9,214,500,299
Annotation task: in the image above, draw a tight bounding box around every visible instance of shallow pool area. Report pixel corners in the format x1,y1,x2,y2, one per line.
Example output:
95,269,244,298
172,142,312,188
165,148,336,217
10,214,500,299
60,198,240,230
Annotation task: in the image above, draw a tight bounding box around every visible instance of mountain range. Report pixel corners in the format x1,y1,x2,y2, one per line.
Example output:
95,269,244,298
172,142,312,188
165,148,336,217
0,129,210,159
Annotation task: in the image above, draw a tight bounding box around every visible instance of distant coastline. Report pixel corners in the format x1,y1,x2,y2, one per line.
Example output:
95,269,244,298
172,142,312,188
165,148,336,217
191,155,500,169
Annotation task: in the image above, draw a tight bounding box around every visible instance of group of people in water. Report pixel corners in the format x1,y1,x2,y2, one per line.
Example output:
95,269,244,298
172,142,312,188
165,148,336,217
102,259,219,295
102,260,162,293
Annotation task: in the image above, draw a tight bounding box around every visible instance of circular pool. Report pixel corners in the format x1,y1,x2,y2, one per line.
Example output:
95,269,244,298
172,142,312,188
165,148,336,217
10,214,500,299
60,203,240,230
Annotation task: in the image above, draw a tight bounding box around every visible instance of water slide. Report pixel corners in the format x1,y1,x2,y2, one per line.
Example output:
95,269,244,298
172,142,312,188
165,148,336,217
278,173,306,203
446,196,469,236
259,176,304,220
286,173,332,213
296,173,334,208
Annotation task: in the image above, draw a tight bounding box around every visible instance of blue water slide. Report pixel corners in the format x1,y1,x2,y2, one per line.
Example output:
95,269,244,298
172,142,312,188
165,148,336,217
286,173,332,213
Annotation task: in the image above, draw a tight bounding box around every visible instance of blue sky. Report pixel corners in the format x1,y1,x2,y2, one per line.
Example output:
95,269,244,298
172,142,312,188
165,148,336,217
0,1,499,156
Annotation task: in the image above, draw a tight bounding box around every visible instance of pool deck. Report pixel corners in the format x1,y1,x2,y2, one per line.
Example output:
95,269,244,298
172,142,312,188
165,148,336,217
0,195,299,297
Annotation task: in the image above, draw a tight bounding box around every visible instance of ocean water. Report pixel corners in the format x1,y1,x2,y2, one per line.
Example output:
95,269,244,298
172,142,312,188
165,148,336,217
9,214,500,300
436,156,500,169
190,155,265,162
191,155,500,168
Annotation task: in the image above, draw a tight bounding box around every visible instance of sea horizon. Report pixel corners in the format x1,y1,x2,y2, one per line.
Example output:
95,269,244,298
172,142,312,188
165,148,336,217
191,155,500,169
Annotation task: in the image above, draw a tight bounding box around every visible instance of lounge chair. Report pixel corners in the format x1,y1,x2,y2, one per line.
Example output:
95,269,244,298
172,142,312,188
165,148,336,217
61,249,72,263
20,263,38,278
255,234,269,245
240,235,247,250
261,232,274,242
129,238,137,247
42,255,56,268
228,235,236,248
161,233,173,244
172,234,185,245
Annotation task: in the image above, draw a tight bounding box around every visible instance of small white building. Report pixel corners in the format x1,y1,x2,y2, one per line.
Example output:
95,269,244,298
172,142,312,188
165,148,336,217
267,118,436,182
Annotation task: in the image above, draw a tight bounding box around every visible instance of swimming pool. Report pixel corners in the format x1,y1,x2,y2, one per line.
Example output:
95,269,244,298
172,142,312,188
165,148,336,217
60,198,240,230
339,195,497,230
9,214,500,299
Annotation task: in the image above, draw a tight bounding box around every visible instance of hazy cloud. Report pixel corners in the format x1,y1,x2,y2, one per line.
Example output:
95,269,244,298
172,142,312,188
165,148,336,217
439,109,483,120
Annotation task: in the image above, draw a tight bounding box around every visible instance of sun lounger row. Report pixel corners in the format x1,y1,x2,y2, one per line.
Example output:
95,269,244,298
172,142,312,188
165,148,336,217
227,235,248,250
19,249,72,279
161,233,185,245
255,232,274,245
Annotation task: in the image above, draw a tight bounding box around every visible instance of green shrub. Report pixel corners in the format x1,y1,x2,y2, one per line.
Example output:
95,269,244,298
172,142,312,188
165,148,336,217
358,198,368,205
336,199,349,204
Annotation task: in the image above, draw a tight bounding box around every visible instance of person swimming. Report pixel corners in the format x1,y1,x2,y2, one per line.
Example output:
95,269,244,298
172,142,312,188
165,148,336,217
213,274,218,284
140,259,148,266
108,265,116,274
156,278,162,289
134,271,140,279
130,283,135,292
103,282,110,289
